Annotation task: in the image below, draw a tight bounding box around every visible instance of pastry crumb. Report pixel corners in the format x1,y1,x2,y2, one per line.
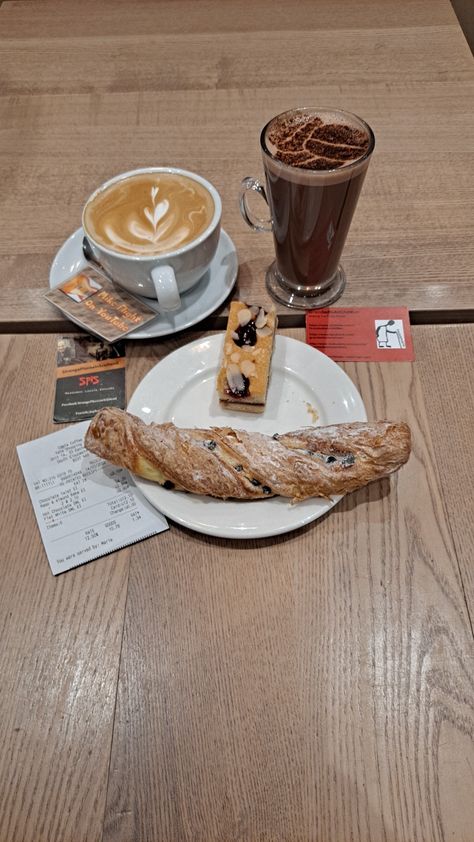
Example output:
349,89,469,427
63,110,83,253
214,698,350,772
305,402,319,423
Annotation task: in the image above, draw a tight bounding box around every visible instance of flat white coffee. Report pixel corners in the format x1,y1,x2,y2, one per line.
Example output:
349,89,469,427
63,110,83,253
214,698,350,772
84,172,215,256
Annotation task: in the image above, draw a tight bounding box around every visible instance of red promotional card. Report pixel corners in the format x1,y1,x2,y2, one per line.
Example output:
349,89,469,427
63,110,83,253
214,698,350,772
306,307,414,362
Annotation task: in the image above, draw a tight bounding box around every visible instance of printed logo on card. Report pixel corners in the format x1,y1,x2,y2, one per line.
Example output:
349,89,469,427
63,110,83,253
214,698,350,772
375,319,406,349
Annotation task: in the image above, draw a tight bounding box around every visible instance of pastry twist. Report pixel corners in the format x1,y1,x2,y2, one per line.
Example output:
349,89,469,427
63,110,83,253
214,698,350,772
85,407,411,502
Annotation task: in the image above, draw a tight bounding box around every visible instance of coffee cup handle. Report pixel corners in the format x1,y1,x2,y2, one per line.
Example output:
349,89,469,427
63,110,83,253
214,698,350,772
239,177,273,232
151,265,181,312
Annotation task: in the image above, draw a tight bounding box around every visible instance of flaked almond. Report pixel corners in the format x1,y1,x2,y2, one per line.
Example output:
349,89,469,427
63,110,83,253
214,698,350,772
237,308,252,326
241,359,256,377
226,363,246,394
249,304,260,317
230,352,240,363
231,330,239,341
257,326,273,338
255,307,267,328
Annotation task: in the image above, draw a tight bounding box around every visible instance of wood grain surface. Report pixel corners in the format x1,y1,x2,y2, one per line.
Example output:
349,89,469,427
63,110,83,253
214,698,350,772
414,325,474,625
0,0,473,328
101,328,474,842
2,327,471,841
1,0,474,838
0,334,131,842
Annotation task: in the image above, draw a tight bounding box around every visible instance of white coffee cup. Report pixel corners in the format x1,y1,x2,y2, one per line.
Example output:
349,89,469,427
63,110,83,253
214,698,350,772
81,167,222,311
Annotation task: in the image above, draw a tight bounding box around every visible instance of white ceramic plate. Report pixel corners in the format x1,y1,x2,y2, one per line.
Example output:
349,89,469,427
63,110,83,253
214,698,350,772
127,334,367,538
49,227,238,338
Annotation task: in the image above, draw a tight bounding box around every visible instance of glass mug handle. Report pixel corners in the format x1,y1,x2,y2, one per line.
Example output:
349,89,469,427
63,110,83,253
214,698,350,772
239,177,273,232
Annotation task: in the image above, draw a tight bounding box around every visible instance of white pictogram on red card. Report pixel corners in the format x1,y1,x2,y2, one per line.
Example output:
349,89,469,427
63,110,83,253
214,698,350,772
375,319,406,349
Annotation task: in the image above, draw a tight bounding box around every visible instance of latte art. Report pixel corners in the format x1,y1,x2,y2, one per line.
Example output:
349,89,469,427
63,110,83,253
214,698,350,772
84,173,215,256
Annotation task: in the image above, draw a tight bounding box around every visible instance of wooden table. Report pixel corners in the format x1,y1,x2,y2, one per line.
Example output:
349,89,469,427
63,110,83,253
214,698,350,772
1,1,473,841
1,326,474,842
0,0,473,331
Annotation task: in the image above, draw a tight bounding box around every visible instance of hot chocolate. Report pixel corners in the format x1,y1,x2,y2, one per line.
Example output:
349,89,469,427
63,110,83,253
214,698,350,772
260,107,375,303
265,110,370,170
84,172,215,257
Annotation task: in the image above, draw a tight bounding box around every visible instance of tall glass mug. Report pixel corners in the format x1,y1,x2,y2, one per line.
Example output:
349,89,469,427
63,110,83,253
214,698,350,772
240,107,375,308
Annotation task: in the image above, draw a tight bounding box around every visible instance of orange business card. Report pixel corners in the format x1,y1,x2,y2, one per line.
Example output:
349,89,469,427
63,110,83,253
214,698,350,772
45,267,158,342
306,307,414,362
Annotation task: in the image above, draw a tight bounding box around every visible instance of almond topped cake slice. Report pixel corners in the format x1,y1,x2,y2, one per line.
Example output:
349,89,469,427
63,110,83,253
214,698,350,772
216,301,277,413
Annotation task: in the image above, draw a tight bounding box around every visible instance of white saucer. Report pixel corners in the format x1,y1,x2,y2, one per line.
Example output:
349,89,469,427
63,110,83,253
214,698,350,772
49,227,238,339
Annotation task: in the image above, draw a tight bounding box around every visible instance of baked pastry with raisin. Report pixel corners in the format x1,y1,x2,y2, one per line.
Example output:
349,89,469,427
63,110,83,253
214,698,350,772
85,407,411,502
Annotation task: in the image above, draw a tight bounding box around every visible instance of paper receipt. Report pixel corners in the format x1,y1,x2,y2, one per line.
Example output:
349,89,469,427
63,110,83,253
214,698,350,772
17,421,168,575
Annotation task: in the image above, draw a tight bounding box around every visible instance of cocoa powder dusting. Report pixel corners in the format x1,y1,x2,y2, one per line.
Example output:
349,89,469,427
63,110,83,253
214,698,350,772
268,116,370,170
